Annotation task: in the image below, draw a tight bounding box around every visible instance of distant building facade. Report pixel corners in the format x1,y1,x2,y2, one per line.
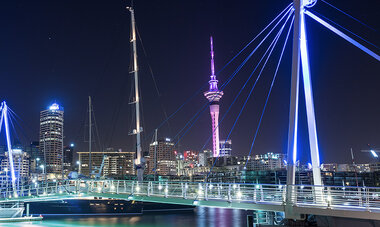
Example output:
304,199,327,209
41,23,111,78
219,139,232,156
148,138,176,175
78,148,135,177
246,153,286,171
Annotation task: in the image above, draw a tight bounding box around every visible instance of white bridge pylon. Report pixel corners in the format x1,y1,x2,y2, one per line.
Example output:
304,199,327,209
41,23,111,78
0,101,17,196
286,0,379,215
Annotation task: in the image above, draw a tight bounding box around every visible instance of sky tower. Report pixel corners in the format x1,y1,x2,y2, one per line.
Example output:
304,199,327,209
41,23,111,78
204,36,223,157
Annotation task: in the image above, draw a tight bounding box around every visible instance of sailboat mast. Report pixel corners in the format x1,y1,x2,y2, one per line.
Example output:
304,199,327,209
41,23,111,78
127,7,142,167
89,96,92,176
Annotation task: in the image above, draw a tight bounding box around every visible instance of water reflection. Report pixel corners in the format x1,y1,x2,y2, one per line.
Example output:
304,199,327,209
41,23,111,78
4,207,251,227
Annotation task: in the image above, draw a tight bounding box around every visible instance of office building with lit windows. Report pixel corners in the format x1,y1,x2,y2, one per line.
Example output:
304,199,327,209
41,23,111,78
39,103,64,175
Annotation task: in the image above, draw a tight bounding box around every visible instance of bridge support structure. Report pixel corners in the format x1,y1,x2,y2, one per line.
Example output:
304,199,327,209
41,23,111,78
286,0,323,219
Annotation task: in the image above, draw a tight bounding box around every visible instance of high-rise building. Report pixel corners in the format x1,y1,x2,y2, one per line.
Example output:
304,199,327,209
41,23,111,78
219,139,232,156
148,138,176,175
39,103,64,175
204,37,223,158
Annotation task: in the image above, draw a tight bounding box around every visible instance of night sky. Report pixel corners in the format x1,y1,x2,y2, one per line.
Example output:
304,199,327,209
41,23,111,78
0,0,379,164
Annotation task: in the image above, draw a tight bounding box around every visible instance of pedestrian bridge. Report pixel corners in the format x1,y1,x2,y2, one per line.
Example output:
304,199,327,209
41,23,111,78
1,180,379,220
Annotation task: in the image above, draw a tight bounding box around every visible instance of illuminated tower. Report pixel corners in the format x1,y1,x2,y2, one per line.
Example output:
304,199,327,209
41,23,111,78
39,103,64,175
204,37,223,157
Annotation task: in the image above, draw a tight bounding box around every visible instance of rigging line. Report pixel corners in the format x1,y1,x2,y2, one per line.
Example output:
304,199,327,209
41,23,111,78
206,13,292,180
92,105,103,152
309,9,379,50
216,2,294,75
245,16,294,169
320,0,378,33
131,5,295,153
199,11,294,155
136,25,173,136
173,7,295,149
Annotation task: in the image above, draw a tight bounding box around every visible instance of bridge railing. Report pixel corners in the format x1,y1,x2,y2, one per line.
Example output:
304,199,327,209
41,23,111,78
0,180,77,199
290,185,380,210
0,179,379,212
85,180,286,204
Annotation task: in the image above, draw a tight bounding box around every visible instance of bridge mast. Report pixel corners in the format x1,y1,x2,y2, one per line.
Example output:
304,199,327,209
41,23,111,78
286,0,322,211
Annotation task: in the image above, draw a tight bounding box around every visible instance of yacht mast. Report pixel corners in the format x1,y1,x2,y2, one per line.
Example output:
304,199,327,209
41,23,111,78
127,6,143,181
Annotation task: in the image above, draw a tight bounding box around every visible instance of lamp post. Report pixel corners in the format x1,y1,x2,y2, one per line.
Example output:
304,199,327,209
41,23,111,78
40,164,46,188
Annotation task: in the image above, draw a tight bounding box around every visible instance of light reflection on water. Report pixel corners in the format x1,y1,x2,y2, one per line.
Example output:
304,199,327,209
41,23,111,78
3,208,252,227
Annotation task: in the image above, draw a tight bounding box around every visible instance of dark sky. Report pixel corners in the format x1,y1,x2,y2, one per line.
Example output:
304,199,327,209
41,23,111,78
0,0,379,164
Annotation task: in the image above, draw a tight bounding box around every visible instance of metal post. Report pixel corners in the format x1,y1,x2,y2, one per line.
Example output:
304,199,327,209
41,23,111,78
205,183,208,201
165,182,168,198
228,184,231,202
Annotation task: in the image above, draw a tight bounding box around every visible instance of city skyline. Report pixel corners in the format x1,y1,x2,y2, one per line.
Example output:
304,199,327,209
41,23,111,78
0,0,379,165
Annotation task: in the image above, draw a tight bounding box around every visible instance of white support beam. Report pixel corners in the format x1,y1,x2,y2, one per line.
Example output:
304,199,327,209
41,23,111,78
305,10,380,61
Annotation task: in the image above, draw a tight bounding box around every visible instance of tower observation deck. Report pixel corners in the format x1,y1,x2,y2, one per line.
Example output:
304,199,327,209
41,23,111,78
204,37,223,157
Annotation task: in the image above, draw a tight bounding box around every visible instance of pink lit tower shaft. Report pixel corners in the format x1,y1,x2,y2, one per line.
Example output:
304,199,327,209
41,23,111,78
204,37,223,157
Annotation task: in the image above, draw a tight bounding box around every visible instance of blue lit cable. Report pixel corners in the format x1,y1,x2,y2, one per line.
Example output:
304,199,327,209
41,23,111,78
199,11,294,154
216,2,294,75
321,0,378,33
173,7,294,147
244,16,294,170
152,3,294,136
133,4,295,155
309,9,379,50
206,13,293,180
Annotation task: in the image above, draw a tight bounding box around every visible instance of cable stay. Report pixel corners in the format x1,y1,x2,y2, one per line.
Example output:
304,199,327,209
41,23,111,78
172,7,295,148
305,10,380,61
320,0,379,33
126,3,294,154
308,9,379,50
206,13,294,180
245,17,294,170
199,12,295,155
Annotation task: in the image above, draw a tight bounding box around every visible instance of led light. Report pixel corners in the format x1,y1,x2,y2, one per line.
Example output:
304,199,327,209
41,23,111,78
59,190,63,194
128,195,133,200
164,188,168,193
370,150,378,158
110,185,115,190
97,187,102,193
136,186,140,192
197,190,203,196
158,185,163,190
193,200,199,205
255,185,260,189
236,191,242,199
233,184,237,189
300,185,304,189
327,196,332,202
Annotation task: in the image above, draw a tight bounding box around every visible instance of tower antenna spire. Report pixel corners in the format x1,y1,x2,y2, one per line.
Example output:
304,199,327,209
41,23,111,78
204,36,224,157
